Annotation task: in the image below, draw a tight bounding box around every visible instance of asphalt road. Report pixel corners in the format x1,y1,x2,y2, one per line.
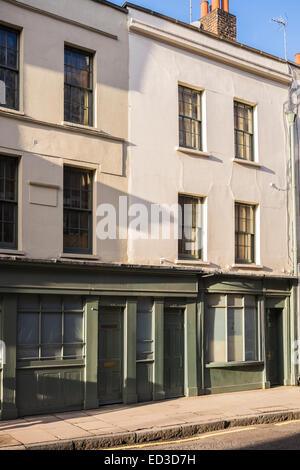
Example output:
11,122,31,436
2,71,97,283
115,420,300,450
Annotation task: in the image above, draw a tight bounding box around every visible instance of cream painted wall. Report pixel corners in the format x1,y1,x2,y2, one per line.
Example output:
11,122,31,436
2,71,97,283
127,7,293,275
0,0,128,262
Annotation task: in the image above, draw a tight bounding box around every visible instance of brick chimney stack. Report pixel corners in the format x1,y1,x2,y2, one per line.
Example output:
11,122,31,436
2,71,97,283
295,54,300,66
199,0,237,41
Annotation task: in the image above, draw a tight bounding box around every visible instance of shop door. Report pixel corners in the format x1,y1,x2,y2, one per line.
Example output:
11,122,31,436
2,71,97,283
164,309,184,398
266,308,284,387
98,308,123,404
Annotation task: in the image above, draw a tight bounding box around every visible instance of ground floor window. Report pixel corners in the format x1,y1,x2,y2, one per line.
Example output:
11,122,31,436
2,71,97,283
17,295,85,361
206,294,259,363
136,298,153,361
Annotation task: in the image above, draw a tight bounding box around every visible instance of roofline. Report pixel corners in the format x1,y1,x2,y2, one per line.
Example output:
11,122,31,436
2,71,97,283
288,60,300,69
123,2,287,65
90,0,128,14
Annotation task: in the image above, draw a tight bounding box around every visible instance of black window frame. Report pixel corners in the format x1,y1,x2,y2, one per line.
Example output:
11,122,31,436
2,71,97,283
0,24,20,111
63,165,93,255
235,202,256,265
234,101,254,162
0,155,18,250
64,45,94,126
178,85,202,151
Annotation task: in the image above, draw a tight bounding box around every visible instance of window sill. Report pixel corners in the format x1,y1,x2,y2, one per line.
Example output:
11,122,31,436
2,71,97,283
206,361,264,369
17,359,85,370
232,264,264,270
60,253,99,261
0,106,24,117
62,121,96,132
176,259,210,267
232,158,262,168
0,249,25,257
176,147,210,158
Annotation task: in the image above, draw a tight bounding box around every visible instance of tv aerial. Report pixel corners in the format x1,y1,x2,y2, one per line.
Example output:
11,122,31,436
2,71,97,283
271,15,288,61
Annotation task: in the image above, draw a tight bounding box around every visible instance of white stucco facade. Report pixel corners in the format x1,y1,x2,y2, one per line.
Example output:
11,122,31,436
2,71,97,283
0,0,129,262
127,5,294,276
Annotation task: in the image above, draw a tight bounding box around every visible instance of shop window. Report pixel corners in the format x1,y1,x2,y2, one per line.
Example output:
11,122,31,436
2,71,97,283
206,294,258,363
17,295,85,361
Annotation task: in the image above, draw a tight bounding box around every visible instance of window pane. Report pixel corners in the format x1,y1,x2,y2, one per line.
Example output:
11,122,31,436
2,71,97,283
41,345,62,359
207,307,226,363
227,308,243,362
41,313,62,344
63,344,84,359
41,295,62,312
245,308,258,361
137,312,152,343
208,294,226,307
18,295,40,312
18,313,39,345
64,296,83,312
64,313,83,343
228,295,243,307
17,346,39,360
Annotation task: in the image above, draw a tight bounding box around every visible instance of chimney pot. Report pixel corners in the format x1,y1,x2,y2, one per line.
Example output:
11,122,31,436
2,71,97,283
221,0,229,12
295,54,300,65
201,1,209,17
212,0,220,11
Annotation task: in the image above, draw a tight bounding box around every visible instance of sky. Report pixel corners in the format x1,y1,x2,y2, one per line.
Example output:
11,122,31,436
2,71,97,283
109,0,300,61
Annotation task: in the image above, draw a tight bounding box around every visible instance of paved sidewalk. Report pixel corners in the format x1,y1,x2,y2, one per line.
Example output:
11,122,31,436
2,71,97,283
1,386,300,450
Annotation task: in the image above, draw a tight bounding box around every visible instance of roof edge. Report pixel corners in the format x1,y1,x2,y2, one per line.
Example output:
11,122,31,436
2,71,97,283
90,0,128,14
123,2,287,65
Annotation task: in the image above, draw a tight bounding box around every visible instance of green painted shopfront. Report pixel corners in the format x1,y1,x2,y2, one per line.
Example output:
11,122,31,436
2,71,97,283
0,259,297,419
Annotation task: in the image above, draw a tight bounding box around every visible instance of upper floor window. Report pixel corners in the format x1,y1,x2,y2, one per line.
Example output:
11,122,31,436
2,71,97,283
63,166,93,254
179,85,202,151
0,156,18,249
235,202,256,264
64,46,93,126
178,194,203,260
234,101,254,161
0,25,19,110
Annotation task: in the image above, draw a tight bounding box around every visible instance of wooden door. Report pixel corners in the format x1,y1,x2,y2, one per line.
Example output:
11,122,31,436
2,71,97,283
98,308,123,404
164,309,184,398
